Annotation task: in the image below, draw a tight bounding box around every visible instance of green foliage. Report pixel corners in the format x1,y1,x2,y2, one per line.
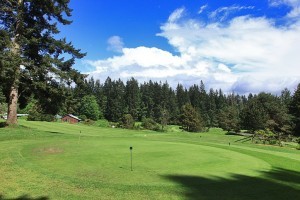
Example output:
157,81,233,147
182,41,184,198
253,129,277,145
141,118,161,131
241,93,293,135
241,97,268,132
160,109,169,131
0,0,86,124
82,119,95,126
0,103,7,115
290,83,300,136
80,95,101,121
0,87,7,115
27,110,54,122
296,138,300,150
121,114,135,129
180,103,205,132
218,106,240,133
26,99,54,122
103,77,125,122
125,78,140,120
19,97,37,114
79,115,87,121
94,119,110,128
0,87,5,103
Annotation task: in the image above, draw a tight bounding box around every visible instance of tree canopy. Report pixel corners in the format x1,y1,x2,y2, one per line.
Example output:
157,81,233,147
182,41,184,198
0,0,85,124
180,103,204,132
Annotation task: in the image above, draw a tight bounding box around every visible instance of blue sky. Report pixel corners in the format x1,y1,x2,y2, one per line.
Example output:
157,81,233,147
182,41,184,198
59,0,300,94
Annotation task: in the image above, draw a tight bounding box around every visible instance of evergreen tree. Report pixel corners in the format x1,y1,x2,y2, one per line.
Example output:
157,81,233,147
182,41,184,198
140,81,155,119
290,84,300,136
167,87,179,123
241,92,292,135
207,88,218,127
240,97,268,132
103,78,125,122
125,78,140,120
180,103,204,132
189,84,201,109
0,0,85,124
218,106,240,133
280,88,292,108
176,84,190,110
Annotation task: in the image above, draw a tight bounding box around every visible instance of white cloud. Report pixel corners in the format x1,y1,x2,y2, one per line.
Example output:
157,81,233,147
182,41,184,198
85,7,300,94
209,5,255,21
198,4,208,14
107,36,124,53
168,7,185,22
158,14,300,93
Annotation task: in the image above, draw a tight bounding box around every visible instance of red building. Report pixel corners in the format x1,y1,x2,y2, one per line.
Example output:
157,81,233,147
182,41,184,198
61,114,81,124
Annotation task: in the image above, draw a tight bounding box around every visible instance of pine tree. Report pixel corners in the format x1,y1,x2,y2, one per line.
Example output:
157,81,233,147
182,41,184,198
140,81,154,119
125,78,140,120
207,88,218,127
180,103,204,132
218,106,240,133
176,84,190,110
0,0,85,124
290,83,300,136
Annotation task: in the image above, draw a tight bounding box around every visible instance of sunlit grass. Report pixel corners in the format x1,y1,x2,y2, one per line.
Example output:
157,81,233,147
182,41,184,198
0,119,299,199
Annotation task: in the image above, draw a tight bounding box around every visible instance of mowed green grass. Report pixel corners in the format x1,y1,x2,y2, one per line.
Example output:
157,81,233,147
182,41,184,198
0,120,299,200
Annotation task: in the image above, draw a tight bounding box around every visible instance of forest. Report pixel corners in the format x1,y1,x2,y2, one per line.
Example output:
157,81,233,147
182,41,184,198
1,76,300,140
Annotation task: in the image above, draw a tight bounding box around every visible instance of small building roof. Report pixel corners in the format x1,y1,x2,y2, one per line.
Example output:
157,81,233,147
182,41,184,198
63,114,81,121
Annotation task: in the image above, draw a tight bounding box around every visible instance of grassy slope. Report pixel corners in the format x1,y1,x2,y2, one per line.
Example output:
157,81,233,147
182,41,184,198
0,120,299,200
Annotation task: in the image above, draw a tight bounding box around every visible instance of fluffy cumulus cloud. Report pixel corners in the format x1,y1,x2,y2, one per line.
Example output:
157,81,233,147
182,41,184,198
86,2,300,94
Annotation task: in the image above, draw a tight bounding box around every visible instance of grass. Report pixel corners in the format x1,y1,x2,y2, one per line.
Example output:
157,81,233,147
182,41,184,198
0,119,299,200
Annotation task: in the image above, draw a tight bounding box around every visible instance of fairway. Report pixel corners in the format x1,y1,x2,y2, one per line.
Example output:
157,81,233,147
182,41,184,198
0,120,300,200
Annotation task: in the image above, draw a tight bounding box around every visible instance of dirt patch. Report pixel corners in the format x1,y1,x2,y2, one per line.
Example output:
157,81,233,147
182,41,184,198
33,147,64,155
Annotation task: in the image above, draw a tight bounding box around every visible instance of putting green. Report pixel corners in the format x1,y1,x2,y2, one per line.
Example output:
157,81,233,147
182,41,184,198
19,138,271,186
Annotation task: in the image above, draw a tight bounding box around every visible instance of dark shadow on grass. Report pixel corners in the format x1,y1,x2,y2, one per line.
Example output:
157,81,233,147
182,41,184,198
164,168,300,200
46,131,64,135
0,195,49,200
0,122,7,128
234,136,252,143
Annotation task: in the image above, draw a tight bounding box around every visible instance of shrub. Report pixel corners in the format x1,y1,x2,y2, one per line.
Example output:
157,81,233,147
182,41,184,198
121,114,135,129
141,118,161,131
82,119,95,125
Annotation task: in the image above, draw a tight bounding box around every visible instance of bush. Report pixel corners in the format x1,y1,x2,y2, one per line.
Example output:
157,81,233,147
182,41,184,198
121,114,135,129
27,112,54,122
79,115,87,121
109,122,119,128
95,119,110,128
296,138,300,150
141,118,161,131
82,119,95,125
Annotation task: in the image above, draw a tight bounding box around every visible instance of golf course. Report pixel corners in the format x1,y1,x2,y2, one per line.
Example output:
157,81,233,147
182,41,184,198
0,120,299,200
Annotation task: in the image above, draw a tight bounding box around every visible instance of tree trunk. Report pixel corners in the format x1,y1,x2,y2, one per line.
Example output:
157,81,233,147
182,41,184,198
6,42,20,125
6,86,18,124
6,0,23,125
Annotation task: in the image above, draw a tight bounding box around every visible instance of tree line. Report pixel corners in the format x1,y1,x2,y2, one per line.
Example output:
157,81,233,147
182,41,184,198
2,76,299,137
